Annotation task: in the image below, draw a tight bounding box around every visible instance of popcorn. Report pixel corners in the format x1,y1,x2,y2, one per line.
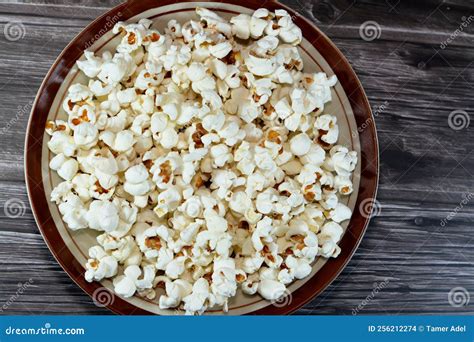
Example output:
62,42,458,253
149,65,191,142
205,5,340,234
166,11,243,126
124,164,154,196
289,133,311,156
86,200,119,232
183,278,210,315
137,224,172,258
51,181,72,203
46,7,358,314
286,255,312,279
196,7,232,38
77,50,105,78
179,196,203,218
318,222,344,258
58,194,88,230
159,279,193,309
275,9,302,45
210,144,232,167
258,279,286,301
244,53,276,76
49,153,78,181
85,246,118,282
315,114,339,145
113,264,156,298
328,203,352,223
100,130,136,152
48,131,76,157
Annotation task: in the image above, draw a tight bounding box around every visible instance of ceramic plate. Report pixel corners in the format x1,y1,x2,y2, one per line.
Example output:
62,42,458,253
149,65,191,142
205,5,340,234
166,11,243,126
25,0,379,315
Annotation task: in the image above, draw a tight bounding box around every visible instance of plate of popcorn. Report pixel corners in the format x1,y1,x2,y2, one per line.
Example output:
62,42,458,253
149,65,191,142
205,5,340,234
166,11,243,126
25,0,378,315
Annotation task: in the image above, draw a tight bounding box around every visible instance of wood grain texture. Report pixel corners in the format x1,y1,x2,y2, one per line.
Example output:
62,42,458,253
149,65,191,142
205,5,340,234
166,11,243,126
0,0,473,315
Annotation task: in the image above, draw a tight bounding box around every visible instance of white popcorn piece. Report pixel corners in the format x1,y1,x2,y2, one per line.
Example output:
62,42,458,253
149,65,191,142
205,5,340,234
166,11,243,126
245,53,276,76
58,194,88,230
315,114,339,145
179,196,203,218
113,264,156,298
86,200,119,232
289,133,311,156
85,246,118,282
100,130,136,152
183,278,210,315
318,221,344,258
153,186,182,217
124,164,154,196
196,7,232,38
329,202,352,223
50,181,72,203
77,50,105,78
48,131,76,157
159,279,193,309
258,279,286,301
286,255,312,279
49,153,78,181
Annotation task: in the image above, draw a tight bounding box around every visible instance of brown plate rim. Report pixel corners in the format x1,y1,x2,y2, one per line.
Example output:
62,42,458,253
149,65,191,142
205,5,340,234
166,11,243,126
24,0,379,315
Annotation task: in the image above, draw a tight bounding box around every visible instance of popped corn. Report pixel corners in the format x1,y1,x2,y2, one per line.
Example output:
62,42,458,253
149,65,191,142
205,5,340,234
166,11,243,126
46,7,357,315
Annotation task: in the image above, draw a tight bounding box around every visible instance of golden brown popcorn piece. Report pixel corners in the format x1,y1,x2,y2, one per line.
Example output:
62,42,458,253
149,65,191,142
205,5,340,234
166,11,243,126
127,32,137,45
191,123,208,148
159,160,172,184
143,159,154,170
341,186,350,194
150,32,160,42
267,130,281,144
94,180,109,194
263,103,275,117
145,236,161,250
238,220,250,230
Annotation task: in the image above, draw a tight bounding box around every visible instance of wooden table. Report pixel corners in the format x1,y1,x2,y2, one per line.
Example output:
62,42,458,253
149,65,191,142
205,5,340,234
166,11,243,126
0,0,472,315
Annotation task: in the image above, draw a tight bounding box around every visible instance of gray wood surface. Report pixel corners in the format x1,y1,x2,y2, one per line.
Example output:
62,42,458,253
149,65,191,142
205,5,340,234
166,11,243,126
0,0,473,315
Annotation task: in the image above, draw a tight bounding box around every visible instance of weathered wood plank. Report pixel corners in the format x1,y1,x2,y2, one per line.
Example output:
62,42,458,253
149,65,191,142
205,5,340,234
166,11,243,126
0,0,472,315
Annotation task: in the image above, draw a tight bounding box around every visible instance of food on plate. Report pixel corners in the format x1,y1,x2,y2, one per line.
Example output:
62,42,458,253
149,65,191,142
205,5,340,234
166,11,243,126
46,7,357,314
